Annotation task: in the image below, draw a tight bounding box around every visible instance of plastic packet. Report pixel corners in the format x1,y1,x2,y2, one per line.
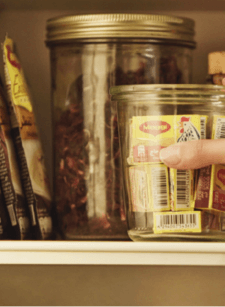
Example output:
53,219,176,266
0,82,31,239
3,35,53,239
195,115,225,212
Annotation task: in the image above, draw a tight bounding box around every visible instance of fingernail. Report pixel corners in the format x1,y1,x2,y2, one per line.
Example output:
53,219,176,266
160,145,181,166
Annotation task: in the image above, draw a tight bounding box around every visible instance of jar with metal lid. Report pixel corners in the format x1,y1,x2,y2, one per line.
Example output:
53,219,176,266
46,14,196,240
110,84,225,241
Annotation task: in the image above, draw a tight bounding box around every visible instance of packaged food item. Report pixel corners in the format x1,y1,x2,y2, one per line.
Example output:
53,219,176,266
128,115,202,164
0,83,30,239
129,164,170,212
3,35,53,239
128,114,202,212
195,115,225,212
0,186,13,239
170,115,202,211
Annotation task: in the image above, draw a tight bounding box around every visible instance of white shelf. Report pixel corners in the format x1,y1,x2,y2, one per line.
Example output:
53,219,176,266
0,241,225,266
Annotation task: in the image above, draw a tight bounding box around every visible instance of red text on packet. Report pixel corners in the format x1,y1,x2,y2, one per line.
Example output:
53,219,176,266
139,121,171,136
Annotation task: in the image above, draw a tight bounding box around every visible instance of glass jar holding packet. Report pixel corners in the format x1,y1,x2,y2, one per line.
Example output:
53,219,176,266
110,84,225,241
46,14,196,239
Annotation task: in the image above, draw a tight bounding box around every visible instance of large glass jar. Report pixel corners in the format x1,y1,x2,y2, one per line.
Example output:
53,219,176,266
111,84,225,241
46,14,196,240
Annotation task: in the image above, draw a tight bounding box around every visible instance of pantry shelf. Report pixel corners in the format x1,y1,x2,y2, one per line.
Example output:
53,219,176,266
0,241,225,266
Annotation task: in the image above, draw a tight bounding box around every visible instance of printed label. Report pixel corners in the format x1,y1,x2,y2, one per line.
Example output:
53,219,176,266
195,115,225,212
153,211,202,233
129,164,170,212
212,165,225,211
213,116,225,139
4,38,32,113
170,168,195,211
195,166,212,209
3,35,53,238
139,120,171,136
129,115,203,165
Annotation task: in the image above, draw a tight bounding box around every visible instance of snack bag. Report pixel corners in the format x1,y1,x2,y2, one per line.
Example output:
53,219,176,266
0,83,30,239
3,35,53,239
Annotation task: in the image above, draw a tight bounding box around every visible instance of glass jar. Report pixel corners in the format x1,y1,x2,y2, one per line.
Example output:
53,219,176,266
110,84,225,241
46,14,196,240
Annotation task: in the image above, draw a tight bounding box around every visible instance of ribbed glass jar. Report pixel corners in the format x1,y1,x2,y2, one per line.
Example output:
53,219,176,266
110,84,225,241
46,14,196,240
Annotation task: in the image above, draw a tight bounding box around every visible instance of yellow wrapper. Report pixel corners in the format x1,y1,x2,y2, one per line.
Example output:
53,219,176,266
153,210,202,234
128,115,203,165
195,115,225,212
129,164,170,212
170,168,195,211
171,115,203,211
129,114,204,213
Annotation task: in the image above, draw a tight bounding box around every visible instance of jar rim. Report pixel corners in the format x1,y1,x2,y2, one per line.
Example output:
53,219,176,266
46,13,196,47
110,84,225,103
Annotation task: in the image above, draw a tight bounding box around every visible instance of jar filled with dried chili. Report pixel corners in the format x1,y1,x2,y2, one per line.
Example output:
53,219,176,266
46,14,196,240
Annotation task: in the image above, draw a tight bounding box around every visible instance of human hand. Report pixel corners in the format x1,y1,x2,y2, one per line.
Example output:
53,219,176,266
159,139,225,169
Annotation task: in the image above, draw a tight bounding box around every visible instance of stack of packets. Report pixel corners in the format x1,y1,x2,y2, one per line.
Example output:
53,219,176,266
0,35,53,240
195,115,225,231
128,114,225,235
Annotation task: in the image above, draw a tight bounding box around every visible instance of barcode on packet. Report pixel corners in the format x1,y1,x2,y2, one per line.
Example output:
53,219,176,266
153,211,201,233
151,166,169,210
176,170,191,209
200,116,207,139
215,118,225,139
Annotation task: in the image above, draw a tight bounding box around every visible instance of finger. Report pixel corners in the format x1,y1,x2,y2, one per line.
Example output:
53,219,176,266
159,139,225,169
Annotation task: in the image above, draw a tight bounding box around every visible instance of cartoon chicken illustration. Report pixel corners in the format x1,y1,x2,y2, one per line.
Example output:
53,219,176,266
177,116,200,143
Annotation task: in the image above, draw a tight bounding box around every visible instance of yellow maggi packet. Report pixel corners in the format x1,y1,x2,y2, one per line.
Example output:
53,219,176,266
128,115,176,165
195,115,225,212
128,115,204,165
170,168,195,211
129,164,170,212
171,115,203,211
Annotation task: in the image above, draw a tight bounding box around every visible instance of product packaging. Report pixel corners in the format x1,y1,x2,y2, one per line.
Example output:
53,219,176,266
3,35,53,239
0,83,31,239
195,115,225,212
128,114,203,212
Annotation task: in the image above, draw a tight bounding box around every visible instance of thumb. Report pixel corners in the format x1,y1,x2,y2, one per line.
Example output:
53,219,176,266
159,139,225,169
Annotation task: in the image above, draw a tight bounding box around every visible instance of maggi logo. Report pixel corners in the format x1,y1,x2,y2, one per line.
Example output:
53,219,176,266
143,125,168,131
139,121,171,136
